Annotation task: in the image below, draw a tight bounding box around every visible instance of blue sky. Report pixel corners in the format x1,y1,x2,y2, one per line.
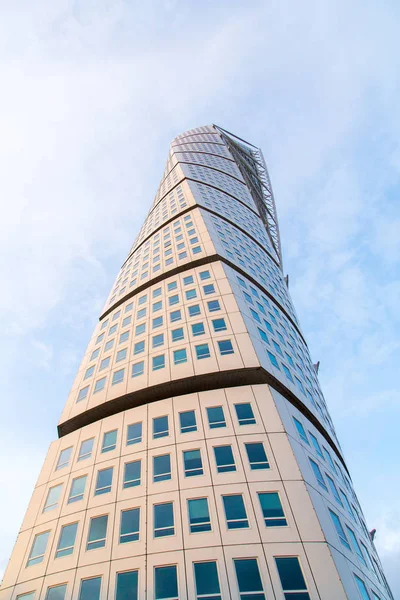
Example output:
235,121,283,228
0,0,399,593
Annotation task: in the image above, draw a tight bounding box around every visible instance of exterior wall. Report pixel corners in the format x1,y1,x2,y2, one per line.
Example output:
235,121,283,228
0,124,392,600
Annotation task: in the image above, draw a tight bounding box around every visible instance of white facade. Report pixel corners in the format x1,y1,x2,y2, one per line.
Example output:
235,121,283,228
0,125,392,600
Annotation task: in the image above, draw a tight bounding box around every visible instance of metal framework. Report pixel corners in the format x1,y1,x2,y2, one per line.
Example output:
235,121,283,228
214,124,283,270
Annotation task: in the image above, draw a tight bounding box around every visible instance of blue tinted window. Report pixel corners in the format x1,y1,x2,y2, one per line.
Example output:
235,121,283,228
245,442,270,470
154,502,174,537
173,348,187,364
267,350,280,369
188,498,211,533
183,449,203,477
153,301,162,312
214,445,236,473
127,422,142,445
179,410,197,433
44,484,62,511
346,527,366,565
293,418,309,444
309,432,323,457
192,322,205,336
153,416,168,438
152,334,164,348
167,281,177,291
275,557,309,599
195,343,210,359
78,438,94,461
99,357,110,371
95,467,113,495
79,578,101,600
309,459,327,490
186,289,197,300
223,495,248,529
200,270,210,280
207,406,226,429
77,386,89,402
194,561,221,599
188,304,201,317
154,565,178,600
116,348,127,362
153,454,171,482
212,318,226,332
87,515,108,550
354,575,371,600
329,509,351,550
102,430,117,453
207,300,220,312
46,585,67,600
120,508,140,543
68,475,87,503
258,492,287,527
169,294,179,306
56,522,78,558
152,354,165,370
235,403,256,425
171,327,184,341
152,316,163,329
132,361,144,377
234,558,265,599
116,570,138,600
218,339,234,355
123,460,141,488
135,323,146,335
170,309,181,322
326,474,343,505
183,275,194,285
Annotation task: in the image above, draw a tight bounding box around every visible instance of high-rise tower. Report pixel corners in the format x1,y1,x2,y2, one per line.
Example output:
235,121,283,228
1,125,392,600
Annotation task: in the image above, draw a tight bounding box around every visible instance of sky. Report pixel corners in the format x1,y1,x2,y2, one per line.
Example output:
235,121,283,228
0,0,399,594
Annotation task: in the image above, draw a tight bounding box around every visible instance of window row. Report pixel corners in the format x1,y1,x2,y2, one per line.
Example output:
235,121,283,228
57,402,258,469
49,441,271,510
19,555,312,600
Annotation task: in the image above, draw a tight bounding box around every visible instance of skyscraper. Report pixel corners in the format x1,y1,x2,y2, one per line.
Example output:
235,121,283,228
0,125,392,599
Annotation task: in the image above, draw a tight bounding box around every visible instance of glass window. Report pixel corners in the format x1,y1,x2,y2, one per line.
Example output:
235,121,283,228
191,322,205,336
152,334,164,348
135,323,146,336
245,442,270,470
68,475,87,504
258,492,287,527
186,289,197,300
27,531,50,566
170,309,182,322
123,460,141,488
267,350,280,369
127,422,142,445
212,318,226,332
84,365,95,379
194,561,221,600
217,339,234,355
134,340,145,354
116,571,138,600
16,595,35,600
105,339,114,351
354,575,371,600
309,432,323,457
223,495,249,529
203,284,215,295
234,558,265,599
95,467,113,495
188,305,201,317
78,438,94,461
99,357,110,371
309,459,327,490
169,294,179,306
122,316,131,327
183,449,203,477
234,403,256,425
167,281,177,291
153,287,161,298
87,515,108,550
132,361,144,377
195,343,210,359
346,527,367,565
153,454,171,482
152,317,164,329
153,301,162,312
153,415,169,438
45,585,67,600
94,376,106,393
152,354,165,370
56,447,72,470
179,410,197,433
200,270,210,280
188,498,211,533
207,300,220,312
43,484,62,512
55,522,78,558
96,333,104,344
154,502,174,537
113,310,121,321
326,474,343,505
116,348,127,362
120,508,140,543
101,319,109,330
79,577,101,600
293,418,309,444
112,368,124,385
173,348,187,364
77,386,89,402
329,509,351,550
125,301,133,311
214,445,236,473
183,275,194,285
102,430,117,453
154,565,178,600
109,324,118,335
207,406,226,429
171,327,184,341
275,557,310,599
